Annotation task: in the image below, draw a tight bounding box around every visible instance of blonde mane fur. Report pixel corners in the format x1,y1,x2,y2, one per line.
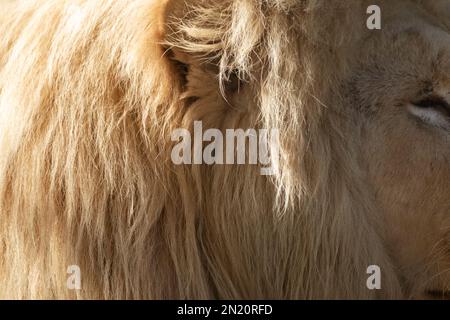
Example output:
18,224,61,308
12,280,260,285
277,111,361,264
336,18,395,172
0,0,418,299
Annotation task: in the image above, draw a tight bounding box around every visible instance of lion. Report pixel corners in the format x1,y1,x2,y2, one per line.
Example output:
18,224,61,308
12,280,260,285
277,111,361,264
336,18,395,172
0,0,450,300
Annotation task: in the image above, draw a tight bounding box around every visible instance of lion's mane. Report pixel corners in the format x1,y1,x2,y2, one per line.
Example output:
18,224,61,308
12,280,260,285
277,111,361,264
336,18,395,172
0,0,406,299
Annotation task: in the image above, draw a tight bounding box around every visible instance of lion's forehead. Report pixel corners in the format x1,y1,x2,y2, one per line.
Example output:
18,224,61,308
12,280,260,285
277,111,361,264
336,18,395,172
360,13,450,74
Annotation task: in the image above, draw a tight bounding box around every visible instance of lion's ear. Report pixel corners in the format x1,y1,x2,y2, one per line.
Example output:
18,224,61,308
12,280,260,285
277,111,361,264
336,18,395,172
141,0,210,98
160,0,254,100
119,0,190,111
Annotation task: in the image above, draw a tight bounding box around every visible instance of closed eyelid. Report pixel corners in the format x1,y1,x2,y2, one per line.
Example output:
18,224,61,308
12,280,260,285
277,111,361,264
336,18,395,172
408,97,450,130
412,95,450,118
412,96,449,109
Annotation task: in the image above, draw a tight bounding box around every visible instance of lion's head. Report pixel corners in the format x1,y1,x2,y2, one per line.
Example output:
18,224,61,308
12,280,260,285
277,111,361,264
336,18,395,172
0,0,449,299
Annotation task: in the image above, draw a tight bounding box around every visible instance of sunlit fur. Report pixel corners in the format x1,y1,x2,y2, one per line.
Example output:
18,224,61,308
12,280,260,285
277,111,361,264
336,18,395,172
0,0,449,299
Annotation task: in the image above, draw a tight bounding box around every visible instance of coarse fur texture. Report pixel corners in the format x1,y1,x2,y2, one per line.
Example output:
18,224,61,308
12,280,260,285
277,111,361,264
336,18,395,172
0,0,450,299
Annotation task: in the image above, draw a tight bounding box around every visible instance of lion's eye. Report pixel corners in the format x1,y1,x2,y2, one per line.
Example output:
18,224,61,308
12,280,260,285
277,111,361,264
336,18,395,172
413,96,449,110
408,96,450,129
